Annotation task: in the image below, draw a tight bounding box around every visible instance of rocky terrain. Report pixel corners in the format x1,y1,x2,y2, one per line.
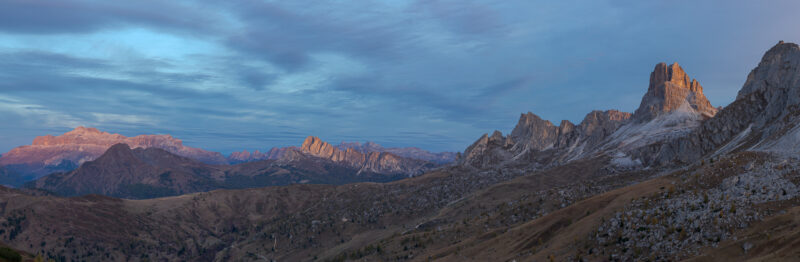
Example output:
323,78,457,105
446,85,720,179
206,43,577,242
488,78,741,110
0,127,228,184
0,41,799,261
592,152,797,260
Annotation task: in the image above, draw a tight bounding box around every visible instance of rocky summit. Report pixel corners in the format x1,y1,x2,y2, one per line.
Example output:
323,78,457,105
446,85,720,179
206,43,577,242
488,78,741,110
634,62,718,121
629,41,800,165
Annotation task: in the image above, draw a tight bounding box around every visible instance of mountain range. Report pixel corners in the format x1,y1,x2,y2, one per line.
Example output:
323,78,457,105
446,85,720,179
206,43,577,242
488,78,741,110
458,61,712,170
0,41,799,261
0,128,454,187
0,127,227,184
24,136,440,199
227,140,456,164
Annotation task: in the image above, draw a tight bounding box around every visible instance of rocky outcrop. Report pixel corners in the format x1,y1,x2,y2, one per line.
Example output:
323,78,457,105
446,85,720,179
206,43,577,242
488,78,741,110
633,62,717,121
0,127,228,184
460,131,515,168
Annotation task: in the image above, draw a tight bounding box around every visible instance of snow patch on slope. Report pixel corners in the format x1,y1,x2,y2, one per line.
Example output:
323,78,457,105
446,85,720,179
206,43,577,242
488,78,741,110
610,152,642,167
711,124,753,158
605,102,703,151
756,124,800,154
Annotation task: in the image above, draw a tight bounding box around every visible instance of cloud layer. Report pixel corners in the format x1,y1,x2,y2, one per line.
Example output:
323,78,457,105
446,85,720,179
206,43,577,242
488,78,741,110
0,0,798,154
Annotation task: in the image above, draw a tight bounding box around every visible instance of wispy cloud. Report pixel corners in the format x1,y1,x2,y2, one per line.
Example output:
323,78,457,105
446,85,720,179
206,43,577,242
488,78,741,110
0,95,84,128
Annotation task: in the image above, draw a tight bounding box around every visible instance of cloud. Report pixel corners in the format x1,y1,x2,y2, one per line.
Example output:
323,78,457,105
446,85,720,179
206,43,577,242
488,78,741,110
1,0,799,154
0,0,223,35
91,113,157,126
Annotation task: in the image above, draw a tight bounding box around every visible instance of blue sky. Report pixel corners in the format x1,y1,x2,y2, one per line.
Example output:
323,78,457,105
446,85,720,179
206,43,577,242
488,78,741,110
0,0,798,154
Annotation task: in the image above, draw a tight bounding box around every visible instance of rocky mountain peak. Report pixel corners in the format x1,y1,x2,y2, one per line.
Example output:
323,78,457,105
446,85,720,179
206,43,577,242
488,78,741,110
460,109,632,169
623,41,800,165
736,41,800,100
301,136,336,159
104,143,133,154
633,62,717,121
509,112,559,151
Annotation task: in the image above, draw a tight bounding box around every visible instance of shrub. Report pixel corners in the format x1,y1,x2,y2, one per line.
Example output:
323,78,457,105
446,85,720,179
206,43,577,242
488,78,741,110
0,246,21,262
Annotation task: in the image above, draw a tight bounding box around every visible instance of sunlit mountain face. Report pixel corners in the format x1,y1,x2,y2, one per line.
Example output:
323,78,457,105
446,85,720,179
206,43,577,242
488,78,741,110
1,1,800,261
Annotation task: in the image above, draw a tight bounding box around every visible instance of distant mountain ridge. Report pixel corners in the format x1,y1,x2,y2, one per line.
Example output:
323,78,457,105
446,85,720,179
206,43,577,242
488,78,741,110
227,139,456,164
1,127,449,186
29,144,227,198
29,136,440,199
299,136,436,176
226,147,293,164
335,141,457,164
0,127,227,184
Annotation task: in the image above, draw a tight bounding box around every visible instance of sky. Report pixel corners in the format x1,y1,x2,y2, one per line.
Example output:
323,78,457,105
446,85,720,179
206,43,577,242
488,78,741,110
0,0,798,154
